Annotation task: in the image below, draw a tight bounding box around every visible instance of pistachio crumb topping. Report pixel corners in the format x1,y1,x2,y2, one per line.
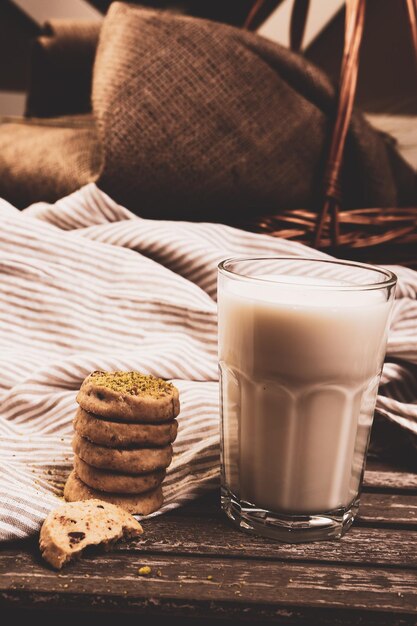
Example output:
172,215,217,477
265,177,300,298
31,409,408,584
89,371,173,397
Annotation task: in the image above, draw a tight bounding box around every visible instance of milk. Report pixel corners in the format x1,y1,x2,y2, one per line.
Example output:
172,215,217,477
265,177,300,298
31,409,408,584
218,275,392,515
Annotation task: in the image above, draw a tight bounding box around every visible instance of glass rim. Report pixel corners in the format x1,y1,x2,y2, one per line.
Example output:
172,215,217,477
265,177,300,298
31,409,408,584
218,256,397,291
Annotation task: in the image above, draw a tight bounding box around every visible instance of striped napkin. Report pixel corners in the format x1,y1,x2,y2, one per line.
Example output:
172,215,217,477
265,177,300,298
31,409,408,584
1,184,416,541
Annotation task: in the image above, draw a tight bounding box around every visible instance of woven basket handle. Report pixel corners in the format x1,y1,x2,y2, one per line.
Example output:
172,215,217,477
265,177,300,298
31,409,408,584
315,0,365,247
245,0,417,248
317,0,417,247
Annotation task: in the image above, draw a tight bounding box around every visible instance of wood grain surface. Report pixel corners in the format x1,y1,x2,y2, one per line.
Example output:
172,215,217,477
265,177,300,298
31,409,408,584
0,456,416,625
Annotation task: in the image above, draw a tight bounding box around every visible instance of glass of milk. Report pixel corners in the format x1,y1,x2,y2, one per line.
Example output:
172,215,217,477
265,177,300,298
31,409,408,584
218,257,396,542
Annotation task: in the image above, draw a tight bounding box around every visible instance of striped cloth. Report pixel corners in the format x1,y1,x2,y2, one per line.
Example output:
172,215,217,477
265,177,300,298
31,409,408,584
1,183,416,541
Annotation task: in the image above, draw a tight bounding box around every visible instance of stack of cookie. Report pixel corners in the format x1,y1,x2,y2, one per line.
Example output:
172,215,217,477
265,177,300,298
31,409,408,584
64,371,179,515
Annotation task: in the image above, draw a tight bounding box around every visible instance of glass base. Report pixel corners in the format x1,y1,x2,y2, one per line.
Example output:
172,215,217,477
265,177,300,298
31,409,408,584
221,487,359,543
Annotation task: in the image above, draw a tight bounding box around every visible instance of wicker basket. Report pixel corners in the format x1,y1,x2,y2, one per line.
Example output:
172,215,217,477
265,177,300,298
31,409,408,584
245,0,417,267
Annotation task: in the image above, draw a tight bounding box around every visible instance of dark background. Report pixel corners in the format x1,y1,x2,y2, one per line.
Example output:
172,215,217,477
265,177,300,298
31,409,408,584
0,0,416,115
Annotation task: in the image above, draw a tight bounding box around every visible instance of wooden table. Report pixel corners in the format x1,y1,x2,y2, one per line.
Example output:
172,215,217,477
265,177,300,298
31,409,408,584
1,455,416,626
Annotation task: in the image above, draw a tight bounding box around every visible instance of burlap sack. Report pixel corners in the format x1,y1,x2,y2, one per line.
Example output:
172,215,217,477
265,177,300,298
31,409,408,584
93,3,415,220
0,3,414,213
0,117,100,207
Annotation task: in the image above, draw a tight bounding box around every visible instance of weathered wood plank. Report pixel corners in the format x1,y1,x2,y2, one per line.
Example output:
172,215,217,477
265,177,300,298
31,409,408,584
363,470,417,491
357,493,417,526
1,493,415,582
364,453,417,491
1,458,415,623
126,517,416,568
0,551,416,615
1,514,415,574
5,515,415,571
169,490,417,527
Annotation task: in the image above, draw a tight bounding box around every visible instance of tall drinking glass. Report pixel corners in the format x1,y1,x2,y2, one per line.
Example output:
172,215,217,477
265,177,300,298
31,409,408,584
218,257,396,542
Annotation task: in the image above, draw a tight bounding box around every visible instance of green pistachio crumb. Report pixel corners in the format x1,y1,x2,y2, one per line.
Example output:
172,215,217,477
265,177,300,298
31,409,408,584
89,371,173,397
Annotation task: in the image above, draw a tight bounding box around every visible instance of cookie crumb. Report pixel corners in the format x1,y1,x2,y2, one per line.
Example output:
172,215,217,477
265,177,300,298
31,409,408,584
137,566,152,576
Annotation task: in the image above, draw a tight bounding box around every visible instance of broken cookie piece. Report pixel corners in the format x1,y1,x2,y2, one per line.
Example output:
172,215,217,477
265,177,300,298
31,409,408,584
39,499,143,569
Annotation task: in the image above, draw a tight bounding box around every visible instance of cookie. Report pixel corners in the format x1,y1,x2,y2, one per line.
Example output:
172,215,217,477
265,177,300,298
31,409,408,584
74,455,166,494
40,498,143,569
72,433,173,474
64,471,164,515
77,371,180,422
74,407,178,448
